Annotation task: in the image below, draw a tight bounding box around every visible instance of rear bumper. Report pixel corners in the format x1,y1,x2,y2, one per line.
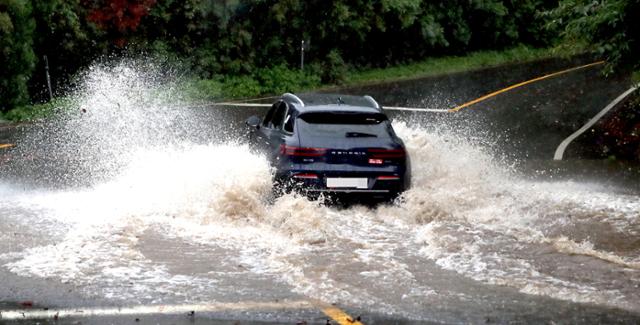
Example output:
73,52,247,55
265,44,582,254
307,188,391,193
275,171,409,196
273,159,412,198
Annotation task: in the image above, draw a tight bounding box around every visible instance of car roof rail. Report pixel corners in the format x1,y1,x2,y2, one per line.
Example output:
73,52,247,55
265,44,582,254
363,95,381,110
282,93,304,107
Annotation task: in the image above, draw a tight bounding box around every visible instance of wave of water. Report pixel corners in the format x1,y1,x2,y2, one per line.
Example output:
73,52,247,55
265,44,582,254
1,60,639,317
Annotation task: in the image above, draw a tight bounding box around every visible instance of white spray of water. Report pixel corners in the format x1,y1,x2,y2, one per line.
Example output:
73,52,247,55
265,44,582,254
398,122,640,310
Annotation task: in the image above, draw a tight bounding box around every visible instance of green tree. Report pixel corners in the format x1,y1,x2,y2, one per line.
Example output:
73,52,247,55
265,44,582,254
228,0,555,70
30,0,104,100
0,0,36,113
0,0,561,113
547,0,640,75
135,0,230,77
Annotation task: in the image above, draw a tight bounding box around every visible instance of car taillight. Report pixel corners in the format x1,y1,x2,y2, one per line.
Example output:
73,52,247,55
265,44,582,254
368,148,406,159
293,173,319,179
280,145,327,157
368,158,384,165
377,175,400,180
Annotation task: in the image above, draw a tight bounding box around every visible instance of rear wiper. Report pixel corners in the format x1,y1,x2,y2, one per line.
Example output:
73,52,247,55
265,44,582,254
345,132,377,138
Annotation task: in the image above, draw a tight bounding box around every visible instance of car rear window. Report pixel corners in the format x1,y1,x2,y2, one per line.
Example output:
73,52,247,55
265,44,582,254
297,113,392,138
299,112,387,124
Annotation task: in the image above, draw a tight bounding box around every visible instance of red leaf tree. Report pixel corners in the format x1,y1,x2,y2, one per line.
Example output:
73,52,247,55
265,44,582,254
84,0,156,46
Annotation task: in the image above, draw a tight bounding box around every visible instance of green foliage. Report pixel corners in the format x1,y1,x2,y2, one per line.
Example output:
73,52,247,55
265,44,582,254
0,0,564,113
0,0,36,113
221,65,321,99
321,50,348,84
176,78,223,102
3,97,75,121
6,46,554,122
254,65,321,95
344,46,555,85
547,0,640,75
29,0,104,102
139,0,228,76
220,75,262,99
227,0,556,70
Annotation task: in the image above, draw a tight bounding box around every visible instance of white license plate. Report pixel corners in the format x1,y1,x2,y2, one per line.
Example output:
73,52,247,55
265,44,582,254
326,177,368,189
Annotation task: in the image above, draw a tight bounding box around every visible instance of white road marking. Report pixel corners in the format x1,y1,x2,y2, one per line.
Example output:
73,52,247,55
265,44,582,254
384,106,449,113
215,102,271,107
553,85,639,160
0,300,313,320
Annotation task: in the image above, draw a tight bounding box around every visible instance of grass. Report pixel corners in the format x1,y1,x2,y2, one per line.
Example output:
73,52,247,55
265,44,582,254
2,46,557,122
342,46,556,86
174,45,556,101
2,98,78,122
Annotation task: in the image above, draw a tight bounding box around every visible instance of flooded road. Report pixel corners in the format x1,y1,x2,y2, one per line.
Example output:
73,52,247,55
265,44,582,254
1,60,639,324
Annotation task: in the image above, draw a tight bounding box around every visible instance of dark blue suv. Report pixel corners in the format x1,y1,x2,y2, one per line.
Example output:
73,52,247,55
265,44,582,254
245,93,411,200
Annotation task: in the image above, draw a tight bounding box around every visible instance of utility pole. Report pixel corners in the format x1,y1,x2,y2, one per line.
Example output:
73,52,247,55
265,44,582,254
300,40,305,70
44,55,53,100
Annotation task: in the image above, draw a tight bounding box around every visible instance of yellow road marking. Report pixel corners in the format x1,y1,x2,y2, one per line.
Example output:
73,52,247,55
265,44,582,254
0,143,15,149
448,61,605,112
322,306,364,325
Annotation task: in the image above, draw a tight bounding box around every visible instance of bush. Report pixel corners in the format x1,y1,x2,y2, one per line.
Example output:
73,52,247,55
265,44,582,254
546,0,640,75
3,97,76,122
219,65,321,99
321,50,348,84
221,75,262,99
177,78,222,102
255,64,321,95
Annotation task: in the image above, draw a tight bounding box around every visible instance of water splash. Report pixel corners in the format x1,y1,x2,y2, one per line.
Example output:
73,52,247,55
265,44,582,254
1,59,639,317
6,59,228,187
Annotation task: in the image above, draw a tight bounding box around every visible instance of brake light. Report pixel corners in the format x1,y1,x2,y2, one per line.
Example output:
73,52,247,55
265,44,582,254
368,158,383,165
280,145,326,157
293,173,319,179
377,175,400,180
368,148,406,159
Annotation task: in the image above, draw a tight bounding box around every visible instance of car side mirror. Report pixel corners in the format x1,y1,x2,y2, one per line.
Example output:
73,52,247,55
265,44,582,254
245,115,261,129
